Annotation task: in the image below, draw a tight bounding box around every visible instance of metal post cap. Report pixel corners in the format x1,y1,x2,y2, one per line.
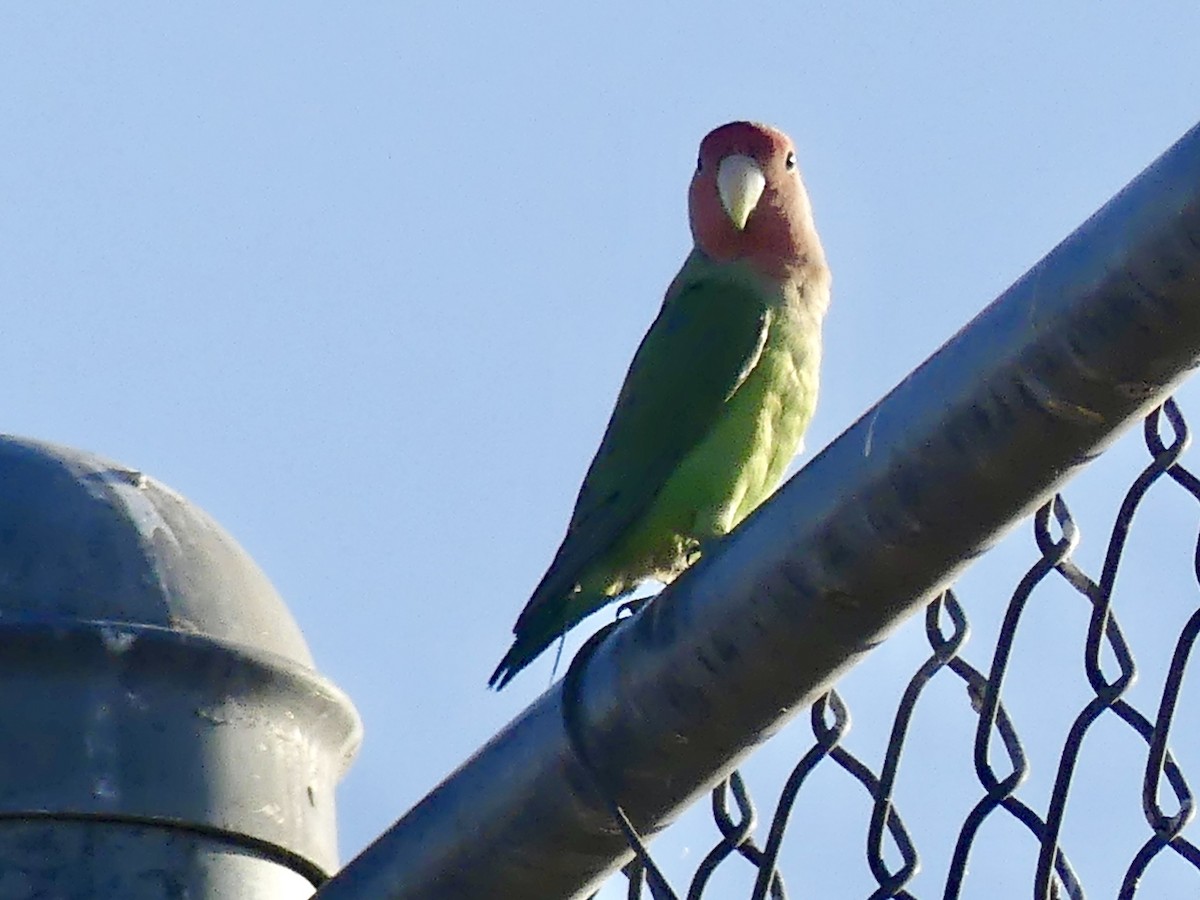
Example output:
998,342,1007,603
0,436,362,884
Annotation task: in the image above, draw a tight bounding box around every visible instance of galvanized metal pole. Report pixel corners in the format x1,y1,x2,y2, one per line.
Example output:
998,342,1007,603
0,439,362,898
316,121,1200,900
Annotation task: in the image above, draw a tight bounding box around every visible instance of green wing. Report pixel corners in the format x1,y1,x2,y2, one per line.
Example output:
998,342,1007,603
518,254,773,631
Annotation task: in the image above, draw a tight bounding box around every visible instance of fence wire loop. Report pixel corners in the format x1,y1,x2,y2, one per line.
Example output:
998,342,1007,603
604,400,1200,898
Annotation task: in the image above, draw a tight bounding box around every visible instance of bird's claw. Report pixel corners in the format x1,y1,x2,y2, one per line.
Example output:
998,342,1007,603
616,594,653,619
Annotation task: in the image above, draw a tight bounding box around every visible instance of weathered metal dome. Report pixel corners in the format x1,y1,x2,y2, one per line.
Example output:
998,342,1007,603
0,436,361,896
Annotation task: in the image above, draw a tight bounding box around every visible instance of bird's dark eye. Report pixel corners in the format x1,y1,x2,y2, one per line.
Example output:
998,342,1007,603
696,155,703,172
785,151,796,170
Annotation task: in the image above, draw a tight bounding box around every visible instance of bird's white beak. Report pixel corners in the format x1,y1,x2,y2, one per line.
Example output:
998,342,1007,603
716,154,766,231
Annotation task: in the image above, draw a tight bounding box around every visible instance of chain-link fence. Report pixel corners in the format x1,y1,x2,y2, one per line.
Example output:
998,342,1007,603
603,399,1200,899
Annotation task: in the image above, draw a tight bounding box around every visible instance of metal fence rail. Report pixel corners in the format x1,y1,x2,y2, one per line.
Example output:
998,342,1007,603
314,121,1200,900
613,399,1200,898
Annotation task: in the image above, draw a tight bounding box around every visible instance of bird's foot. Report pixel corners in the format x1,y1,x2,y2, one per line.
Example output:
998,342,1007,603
697,532,730,557
615,594,654,620
682,532,729,568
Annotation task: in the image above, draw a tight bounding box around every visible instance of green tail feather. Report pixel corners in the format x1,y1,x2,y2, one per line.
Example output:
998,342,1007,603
489,586,629,689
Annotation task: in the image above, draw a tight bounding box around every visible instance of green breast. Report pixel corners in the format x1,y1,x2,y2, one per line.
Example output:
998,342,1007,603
667,304,820,534
608,290,822,586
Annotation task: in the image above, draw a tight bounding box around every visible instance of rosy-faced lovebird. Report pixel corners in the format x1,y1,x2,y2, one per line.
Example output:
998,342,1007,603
490,121,830,689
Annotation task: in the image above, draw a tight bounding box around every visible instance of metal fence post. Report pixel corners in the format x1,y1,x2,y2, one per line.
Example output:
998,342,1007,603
0,437,361,898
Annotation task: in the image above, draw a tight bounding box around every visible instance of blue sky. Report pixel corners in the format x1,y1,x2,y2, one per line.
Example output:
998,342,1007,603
4,4,1200,897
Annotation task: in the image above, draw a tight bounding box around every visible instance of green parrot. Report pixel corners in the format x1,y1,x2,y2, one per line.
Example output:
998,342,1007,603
490,121,830,689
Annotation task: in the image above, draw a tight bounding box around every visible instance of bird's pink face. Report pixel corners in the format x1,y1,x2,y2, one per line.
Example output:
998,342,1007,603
688,121,813,275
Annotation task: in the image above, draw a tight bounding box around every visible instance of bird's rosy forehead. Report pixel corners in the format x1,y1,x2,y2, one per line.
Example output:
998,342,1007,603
699,121,791,163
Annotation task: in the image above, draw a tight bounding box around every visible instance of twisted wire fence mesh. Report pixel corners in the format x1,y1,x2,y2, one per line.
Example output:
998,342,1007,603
603,398,1200,899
